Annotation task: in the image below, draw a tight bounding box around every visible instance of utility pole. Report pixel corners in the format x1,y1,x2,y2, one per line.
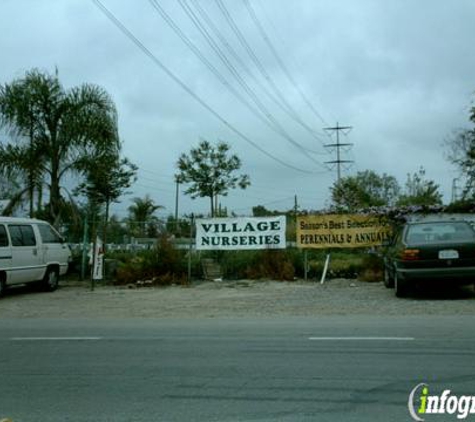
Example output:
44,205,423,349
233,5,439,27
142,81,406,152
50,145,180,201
294,195,298,220
324,122,353,181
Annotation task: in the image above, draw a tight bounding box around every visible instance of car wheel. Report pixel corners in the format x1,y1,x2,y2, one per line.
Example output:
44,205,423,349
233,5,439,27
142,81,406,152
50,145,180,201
395,271,409,298
43,268,59,292
383,266,394,288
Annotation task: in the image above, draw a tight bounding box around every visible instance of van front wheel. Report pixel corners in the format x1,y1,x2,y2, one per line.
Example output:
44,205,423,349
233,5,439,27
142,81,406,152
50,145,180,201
43,268,59,292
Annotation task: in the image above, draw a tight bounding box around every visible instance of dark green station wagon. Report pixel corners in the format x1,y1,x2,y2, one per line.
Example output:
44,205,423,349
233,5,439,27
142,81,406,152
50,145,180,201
384,218,475,297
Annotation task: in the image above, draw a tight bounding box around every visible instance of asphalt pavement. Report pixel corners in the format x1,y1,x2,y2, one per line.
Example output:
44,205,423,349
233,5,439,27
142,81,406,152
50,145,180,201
1,316,475,421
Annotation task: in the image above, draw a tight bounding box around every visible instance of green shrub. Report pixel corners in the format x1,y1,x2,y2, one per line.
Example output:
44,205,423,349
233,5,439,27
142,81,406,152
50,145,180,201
220,250,259,279
307,251,363,279
249,249,295,280
116,257,142,285
113,240,384,284
220,249,296,280
286,248,305,277
358,253,384,282
115,235,194,286
106,250,136,263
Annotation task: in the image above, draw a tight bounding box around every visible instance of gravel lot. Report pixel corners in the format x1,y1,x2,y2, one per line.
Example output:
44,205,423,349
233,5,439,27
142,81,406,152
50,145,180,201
0,278,474,318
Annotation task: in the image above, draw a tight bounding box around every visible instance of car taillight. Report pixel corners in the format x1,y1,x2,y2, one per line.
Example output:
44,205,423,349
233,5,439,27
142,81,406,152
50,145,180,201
401,249,420,261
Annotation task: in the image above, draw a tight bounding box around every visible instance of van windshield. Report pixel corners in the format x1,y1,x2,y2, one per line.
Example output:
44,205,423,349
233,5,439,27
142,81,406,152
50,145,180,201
38,224,62,244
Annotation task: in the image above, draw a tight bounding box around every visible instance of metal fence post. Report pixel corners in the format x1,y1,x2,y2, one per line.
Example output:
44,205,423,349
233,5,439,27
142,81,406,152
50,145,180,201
188,213,194,284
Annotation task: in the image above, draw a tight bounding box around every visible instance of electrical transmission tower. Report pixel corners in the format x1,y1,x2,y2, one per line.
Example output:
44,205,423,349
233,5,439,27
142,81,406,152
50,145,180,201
324,123,353,181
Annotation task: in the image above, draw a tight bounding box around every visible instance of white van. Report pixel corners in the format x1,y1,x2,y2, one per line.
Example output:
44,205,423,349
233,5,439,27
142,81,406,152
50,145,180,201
0,217,71,296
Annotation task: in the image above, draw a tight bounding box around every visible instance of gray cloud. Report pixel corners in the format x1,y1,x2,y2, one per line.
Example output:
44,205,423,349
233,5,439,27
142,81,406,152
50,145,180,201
1,0,474,216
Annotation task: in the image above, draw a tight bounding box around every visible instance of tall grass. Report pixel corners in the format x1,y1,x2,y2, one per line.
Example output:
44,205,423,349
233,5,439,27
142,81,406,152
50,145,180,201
109,241,383,285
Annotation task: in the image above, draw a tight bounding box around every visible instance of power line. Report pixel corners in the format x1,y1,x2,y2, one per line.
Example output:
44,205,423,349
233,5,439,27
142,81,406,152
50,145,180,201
186,0,327,146
139,168,174,178
189,0,288,110
138,174,173,184
148,0,326,169
249,185,329,199
135,184,174,194
216,0,328,144
231,195,295,212
251,0,334,128
91,0,317,175
215,0,301,120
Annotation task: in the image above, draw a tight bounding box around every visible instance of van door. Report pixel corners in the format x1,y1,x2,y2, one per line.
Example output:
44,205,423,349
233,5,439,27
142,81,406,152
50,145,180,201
0,224,12,283
37,223,70,276
7,224,44,284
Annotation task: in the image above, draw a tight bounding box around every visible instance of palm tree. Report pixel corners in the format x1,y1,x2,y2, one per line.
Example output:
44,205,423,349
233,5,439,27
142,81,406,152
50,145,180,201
0,171,22,215
0,75,46,217
0,68,119,224
127,195,163,238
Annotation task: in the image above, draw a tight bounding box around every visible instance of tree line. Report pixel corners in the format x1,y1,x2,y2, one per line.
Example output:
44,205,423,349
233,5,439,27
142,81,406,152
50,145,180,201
0,69,250,244
330,102,475,212
1,68,475,244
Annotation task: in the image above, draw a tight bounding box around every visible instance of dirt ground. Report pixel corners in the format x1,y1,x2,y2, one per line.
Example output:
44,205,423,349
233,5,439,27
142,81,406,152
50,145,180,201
0,278,474,318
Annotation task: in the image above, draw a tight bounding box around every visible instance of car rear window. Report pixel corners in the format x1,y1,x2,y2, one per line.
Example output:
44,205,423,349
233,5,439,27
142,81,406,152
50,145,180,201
406,221,475,244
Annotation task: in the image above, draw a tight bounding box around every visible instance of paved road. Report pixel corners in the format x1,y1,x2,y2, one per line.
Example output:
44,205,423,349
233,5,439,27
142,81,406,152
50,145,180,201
1,316,475,421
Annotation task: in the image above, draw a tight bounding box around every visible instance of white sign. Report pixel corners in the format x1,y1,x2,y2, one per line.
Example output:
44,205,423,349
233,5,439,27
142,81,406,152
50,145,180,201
92,237,104,280
195,216,286,250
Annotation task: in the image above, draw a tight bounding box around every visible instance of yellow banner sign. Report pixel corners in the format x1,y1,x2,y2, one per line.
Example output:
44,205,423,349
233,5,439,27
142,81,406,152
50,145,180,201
297,214,392,249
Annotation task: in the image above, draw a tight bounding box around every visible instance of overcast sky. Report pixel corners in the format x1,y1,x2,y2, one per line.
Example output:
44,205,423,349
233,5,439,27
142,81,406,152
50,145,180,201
1,0,475,219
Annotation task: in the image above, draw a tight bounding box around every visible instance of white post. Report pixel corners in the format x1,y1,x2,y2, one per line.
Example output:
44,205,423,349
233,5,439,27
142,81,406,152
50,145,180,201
92,236,104,281
320,254,331,284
